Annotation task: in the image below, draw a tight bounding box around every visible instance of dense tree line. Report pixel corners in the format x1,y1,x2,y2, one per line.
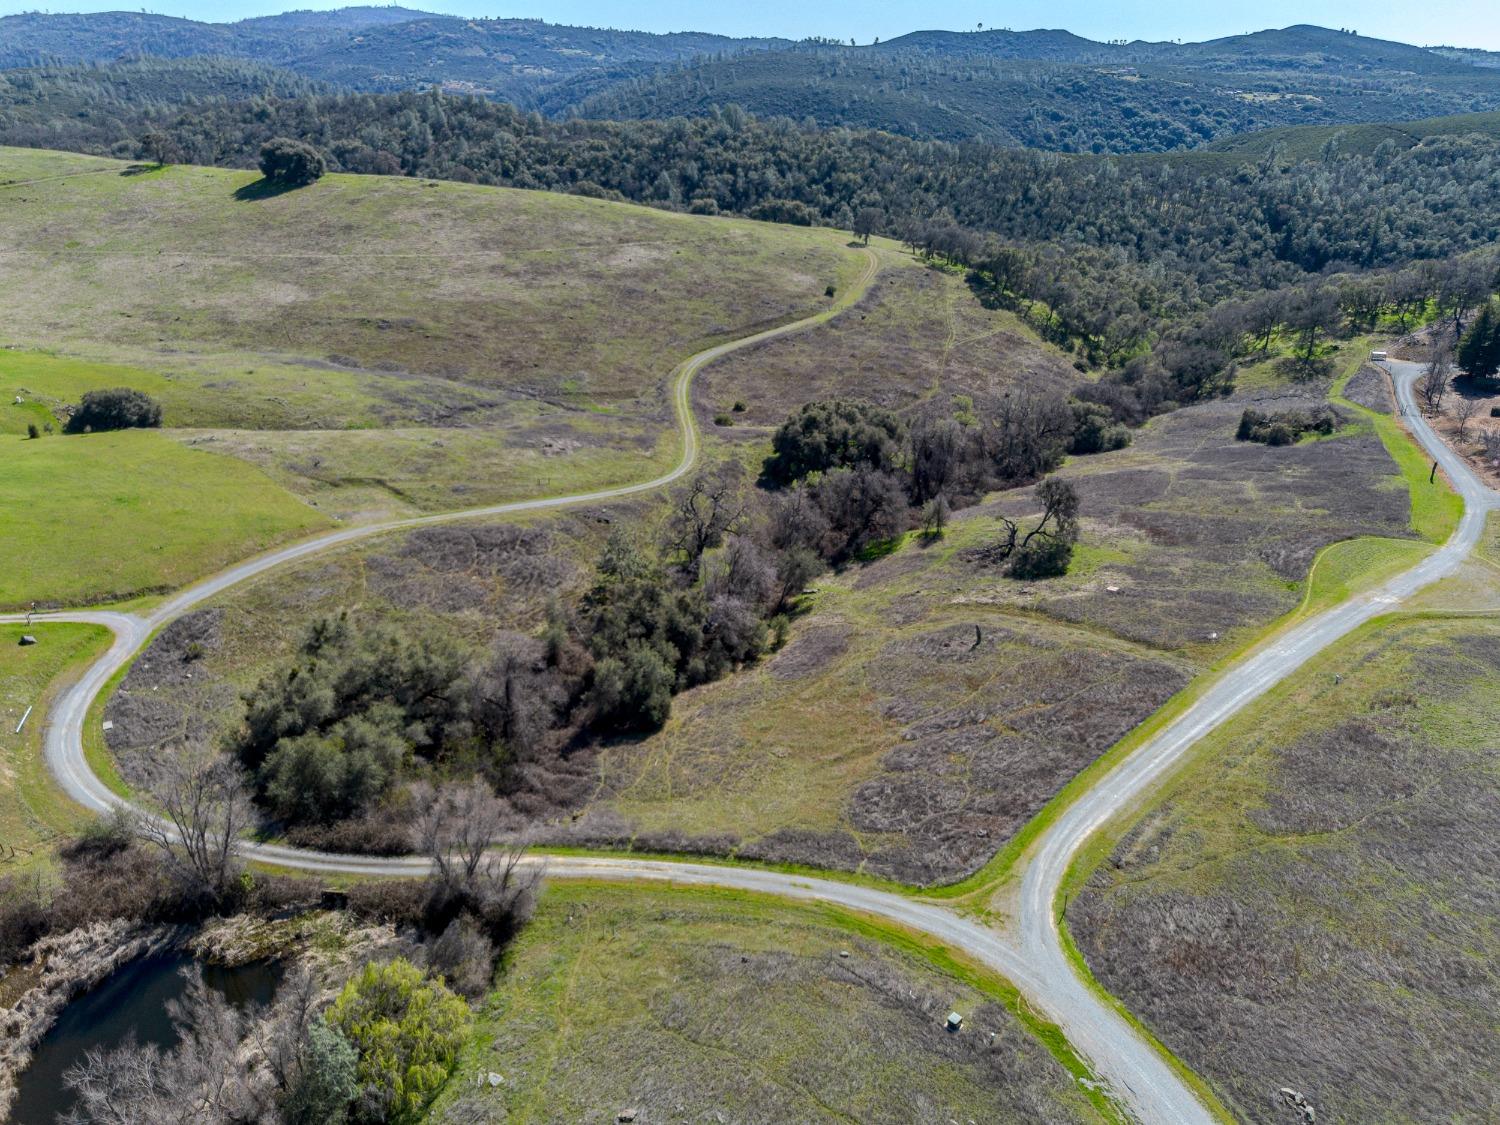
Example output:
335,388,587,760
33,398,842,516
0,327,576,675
7,85,1500,312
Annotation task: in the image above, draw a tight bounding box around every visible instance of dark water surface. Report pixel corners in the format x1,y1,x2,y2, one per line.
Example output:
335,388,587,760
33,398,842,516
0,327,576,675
10,952,281,1124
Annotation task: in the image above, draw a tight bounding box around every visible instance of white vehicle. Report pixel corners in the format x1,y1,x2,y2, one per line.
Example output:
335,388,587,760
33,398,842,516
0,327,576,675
1371,349,1389,361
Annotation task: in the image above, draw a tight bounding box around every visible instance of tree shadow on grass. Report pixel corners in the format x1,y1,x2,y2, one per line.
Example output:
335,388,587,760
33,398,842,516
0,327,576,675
120,163,162,177
232,177,306,202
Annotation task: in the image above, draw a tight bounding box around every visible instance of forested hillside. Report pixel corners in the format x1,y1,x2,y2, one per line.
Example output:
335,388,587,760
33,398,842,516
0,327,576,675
21,86,1495,293
4,13,1500,149
0,58,322,153
556,34,1500,152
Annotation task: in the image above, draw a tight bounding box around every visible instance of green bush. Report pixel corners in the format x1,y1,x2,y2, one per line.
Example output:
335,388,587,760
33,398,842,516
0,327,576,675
1235,405,1339,445
236,614,471,824
64,387,162,433
763,399,907,485
283,1018,359,1125
259,136,327,186
1008,536,1074,579
1068,400,1130,454
587,644,675,732
328,958,472,1125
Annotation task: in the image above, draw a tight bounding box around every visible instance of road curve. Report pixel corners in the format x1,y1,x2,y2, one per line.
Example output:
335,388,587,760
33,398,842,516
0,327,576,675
11,243,879,823
7,327,1483,1122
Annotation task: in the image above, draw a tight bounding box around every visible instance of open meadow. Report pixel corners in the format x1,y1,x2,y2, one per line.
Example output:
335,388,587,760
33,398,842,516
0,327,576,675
427,882,1111,1124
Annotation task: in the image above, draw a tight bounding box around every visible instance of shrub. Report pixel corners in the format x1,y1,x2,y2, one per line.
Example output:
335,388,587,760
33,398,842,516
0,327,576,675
236,614,471,825
286,812,415,856
746,198,816,225
64,387,162,433
282,1018,359,1125
1008,536,1074,579
0,874,50,966
25,423,39,439
1236,405,1340,445
258,136,327,186
587,644,674,732
328,958,472,1125
713,412,732,426
345,878,428,928
426,917,496,999
1068,400,1130,454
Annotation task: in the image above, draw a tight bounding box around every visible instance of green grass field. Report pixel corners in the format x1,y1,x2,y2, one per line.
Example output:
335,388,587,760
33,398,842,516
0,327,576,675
0,428,326,607
0,147,866,522
426,881,1113,1124
0,622,111,864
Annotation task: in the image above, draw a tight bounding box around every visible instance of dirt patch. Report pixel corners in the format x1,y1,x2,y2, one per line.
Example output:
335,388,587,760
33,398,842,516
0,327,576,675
103,610,239,791
694,261,1076,429
850,622,1189,883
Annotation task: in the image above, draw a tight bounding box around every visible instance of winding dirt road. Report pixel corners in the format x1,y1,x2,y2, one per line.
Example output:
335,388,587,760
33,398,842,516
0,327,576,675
6,296,1482,1125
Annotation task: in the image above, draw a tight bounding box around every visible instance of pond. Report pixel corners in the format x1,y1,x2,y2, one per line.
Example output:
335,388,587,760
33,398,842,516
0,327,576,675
10,952,282,1124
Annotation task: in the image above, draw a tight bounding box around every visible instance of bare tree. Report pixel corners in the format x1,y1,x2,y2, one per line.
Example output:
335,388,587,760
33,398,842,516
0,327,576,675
1454,395,1482,441
1482,427,1500,462
62,967,251,1125
250,964,322,1106
413,779,506,887
1420,352,1452,415
412,779,541,940
134,751,251,901
662,459,749,567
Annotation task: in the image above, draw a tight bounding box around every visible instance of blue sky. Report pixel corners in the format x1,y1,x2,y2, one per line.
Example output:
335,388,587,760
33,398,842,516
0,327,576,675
4,1,1500,51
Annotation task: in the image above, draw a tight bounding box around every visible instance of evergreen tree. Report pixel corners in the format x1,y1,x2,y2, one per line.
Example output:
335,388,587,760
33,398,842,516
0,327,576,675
1457,299,1500,379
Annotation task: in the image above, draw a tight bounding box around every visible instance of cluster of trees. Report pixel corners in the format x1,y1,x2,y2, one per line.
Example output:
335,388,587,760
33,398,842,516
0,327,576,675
65,387,163,433
923,224,1498,399
1236,405,1342,445
234,616,476,828
550,33,1500,152
1457,298,1500,379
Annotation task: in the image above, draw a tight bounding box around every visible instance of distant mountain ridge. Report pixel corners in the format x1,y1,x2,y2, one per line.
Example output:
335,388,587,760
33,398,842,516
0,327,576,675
556,25,1500,152
0,7,789,102
2,9,1499,151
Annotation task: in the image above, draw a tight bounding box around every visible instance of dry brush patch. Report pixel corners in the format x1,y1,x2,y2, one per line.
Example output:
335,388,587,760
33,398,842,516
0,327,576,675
693,253,1077,436
1070,617,1500,1124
